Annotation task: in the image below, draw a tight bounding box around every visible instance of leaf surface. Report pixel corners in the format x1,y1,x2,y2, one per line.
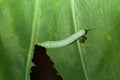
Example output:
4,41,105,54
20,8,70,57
1,0,120,80
38,0,120,80
0,0,37,80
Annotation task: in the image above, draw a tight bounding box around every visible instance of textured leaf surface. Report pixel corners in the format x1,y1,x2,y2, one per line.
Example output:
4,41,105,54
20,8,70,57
1,0,120,80
0,0,36,80
38,0,120,80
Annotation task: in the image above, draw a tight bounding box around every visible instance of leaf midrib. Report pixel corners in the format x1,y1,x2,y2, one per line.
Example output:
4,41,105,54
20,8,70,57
25,0,40,80
71,0,89,80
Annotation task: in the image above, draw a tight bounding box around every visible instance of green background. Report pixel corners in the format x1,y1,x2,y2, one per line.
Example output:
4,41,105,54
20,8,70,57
0,0,120,80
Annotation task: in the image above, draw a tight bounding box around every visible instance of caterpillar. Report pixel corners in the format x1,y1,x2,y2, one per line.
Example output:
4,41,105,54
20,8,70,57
37,29,90,48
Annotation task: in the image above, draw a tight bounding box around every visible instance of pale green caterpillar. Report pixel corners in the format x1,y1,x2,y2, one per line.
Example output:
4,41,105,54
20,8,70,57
37,29,91,48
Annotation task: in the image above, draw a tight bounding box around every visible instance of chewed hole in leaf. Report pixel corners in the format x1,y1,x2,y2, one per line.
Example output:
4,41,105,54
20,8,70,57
30,45,62,80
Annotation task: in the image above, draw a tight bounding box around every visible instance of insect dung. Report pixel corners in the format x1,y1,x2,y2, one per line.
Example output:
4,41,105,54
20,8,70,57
79,35,87,43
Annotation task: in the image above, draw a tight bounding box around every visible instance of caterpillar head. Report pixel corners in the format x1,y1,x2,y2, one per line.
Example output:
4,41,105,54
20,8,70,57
80,28,95,43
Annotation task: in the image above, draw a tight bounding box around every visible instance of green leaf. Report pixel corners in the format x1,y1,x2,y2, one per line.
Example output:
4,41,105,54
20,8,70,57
1,0,120,80
38,0,120,80
0,0,38,80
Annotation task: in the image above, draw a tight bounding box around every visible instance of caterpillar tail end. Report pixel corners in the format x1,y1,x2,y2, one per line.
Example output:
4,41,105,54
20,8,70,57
37,42,41,46
37,42,50,48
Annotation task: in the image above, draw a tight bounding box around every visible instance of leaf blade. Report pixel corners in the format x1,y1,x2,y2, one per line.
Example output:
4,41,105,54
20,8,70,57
38,0,120,80
0,0,36,80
